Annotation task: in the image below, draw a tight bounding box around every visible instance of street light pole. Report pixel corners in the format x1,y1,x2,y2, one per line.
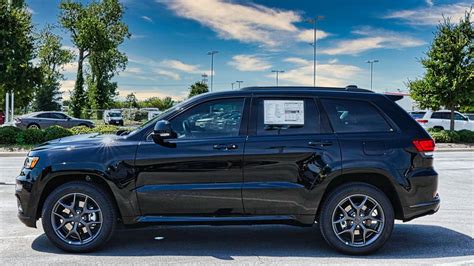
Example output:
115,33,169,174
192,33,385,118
231,82,235,90
271,70,284,86
366,59,379,91
236,80,243,89
307,16,324,87
207,51,218,92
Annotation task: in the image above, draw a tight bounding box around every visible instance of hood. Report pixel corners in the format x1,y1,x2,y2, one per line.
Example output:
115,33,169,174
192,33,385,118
32,133,120,152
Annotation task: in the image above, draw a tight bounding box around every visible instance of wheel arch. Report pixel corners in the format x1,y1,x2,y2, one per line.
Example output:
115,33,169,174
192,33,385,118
36,173,122,222
316,172,404,221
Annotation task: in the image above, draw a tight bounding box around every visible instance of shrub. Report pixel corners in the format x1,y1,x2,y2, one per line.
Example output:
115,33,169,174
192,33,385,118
16,129,45,145
70,126,93,135
44,126,73,141
93,125,118,134
430,130,461,143
457,129,474,143
0,126,20,144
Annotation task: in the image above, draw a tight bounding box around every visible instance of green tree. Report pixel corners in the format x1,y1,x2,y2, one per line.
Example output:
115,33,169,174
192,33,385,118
408,11,473,130
188,81,209,98
125,93,139,108
85,0,129,118
140,96,175,110
34,25,74,111
0,0,40,110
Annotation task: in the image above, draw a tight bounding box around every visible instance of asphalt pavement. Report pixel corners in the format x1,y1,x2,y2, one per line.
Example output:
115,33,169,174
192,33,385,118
0,152,473,265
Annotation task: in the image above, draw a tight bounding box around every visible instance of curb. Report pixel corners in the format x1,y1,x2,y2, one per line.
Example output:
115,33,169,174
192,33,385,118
0,152,28,157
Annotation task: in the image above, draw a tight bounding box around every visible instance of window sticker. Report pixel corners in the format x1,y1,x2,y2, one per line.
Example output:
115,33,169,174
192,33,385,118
264,100,304,125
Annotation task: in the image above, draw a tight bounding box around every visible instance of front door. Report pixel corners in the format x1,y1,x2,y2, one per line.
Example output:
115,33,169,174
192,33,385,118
242,96,341,216
135,97,248,216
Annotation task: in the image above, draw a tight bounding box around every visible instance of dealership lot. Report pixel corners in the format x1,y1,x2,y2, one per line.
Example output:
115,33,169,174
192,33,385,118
0,152,473,264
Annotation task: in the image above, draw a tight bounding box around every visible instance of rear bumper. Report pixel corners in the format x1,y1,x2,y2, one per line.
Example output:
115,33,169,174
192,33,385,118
402,193,440,221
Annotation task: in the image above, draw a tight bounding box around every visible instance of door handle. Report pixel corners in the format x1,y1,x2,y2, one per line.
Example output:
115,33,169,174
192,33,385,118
308,140,333,147
213,144,238,150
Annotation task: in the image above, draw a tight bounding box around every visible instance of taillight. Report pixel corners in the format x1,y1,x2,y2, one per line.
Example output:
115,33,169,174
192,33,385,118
416,119,428,124
412,139,435,152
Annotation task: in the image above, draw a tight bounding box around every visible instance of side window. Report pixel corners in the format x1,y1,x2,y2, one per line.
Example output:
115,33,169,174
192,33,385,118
431,112,449,119
170,98,244,139
454,113,466,121
36,113,52,119
52,113,68,119
257,98,320,135
321,99,393,133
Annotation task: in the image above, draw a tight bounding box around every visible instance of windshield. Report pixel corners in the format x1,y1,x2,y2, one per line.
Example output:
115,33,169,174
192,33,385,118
108,112,122,117
127,100,189,135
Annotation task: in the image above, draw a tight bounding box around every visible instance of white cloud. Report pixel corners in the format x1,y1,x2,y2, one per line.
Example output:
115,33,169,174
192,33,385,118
62,62,78,74
228,55,272,72
297,29,330,43
384,2,472,26
141,15,153,23
155,69,181,80
320,27,425,55
118,88,187,101
161,59,201,73
284,57,310,66
124,67,143,74
158,0,305,47
25,7,36,14
426,0,434,7
276,57,363,87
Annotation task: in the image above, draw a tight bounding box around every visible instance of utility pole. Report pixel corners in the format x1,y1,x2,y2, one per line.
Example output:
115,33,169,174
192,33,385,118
366,59,379,91
271,70,284,86
207,51,218,92
307,16,324,87
236,80,243,89
231,82,235,90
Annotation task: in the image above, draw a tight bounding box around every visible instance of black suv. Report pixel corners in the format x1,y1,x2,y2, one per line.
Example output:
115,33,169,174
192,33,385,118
15,86,440,255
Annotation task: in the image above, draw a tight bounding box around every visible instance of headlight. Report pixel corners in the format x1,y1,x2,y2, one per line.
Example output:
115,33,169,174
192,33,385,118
24,156,39,169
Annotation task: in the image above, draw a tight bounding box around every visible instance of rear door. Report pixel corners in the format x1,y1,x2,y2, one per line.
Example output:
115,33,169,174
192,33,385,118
242,95,341,216
320,98,399,177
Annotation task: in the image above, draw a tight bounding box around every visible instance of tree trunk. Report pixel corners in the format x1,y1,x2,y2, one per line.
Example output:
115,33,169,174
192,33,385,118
450,107,455,131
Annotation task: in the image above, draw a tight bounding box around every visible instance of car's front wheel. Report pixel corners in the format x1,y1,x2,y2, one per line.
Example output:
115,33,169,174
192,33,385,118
42,181,116,252
319,182,394,255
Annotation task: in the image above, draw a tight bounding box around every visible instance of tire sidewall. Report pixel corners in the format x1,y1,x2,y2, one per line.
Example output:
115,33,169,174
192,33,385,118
319,183,394,255
41,182,116,253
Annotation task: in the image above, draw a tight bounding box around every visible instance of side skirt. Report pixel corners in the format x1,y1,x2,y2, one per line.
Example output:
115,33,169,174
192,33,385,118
132,215,315,227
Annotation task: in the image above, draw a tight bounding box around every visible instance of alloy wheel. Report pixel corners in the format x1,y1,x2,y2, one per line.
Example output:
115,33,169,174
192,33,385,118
331,194,385,247
50,193,103,246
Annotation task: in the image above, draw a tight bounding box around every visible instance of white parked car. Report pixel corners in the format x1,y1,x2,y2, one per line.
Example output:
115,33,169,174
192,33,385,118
413,110,474,130
103,110,124,126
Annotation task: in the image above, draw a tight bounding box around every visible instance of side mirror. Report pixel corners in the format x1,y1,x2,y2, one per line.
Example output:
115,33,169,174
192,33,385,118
151,120,177,147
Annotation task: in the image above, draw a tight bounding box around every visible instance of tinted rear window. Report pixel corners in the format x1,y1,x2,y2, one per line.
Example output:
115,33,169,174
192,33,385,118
321,99,393,133
410,112,426,119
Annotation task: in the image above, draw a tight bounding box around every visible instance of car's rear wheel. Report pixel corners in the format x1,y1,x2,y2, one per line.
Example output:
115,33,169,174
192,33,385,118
319,182,394,255
27,123,40,130
42,181,116,253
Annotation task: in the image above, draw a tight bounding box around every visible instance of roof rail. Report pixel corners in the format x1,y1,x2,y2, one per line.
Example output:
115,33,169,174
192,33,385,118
240,85,373,93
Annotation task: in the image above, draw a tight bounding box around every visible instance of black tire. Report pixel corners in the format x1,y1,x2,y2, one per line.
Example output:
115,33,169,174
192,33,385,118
319,182,394,255
27,123,40,130
433,126,444,130
41,181,116,253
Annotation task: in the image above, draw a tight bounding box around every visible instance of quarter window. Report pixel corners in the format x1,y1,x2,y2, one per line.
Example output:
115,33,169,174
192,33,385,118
321,99,392,133
170,98,244,139
256,98,320,135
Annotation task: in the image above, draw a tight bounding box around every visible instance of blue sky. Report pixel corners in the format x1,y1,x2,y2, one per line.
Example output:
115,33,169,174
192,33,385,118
27,0,472,100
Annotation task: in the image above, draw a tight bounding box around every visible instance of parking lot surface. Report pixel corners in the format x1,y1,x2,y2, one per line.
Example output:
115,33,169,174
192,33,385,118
0,152,473,265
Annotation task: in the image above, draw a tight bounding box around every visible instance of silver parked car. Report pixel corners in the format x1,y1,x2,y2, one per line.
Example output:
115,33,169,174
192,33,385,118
14,112,94,129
